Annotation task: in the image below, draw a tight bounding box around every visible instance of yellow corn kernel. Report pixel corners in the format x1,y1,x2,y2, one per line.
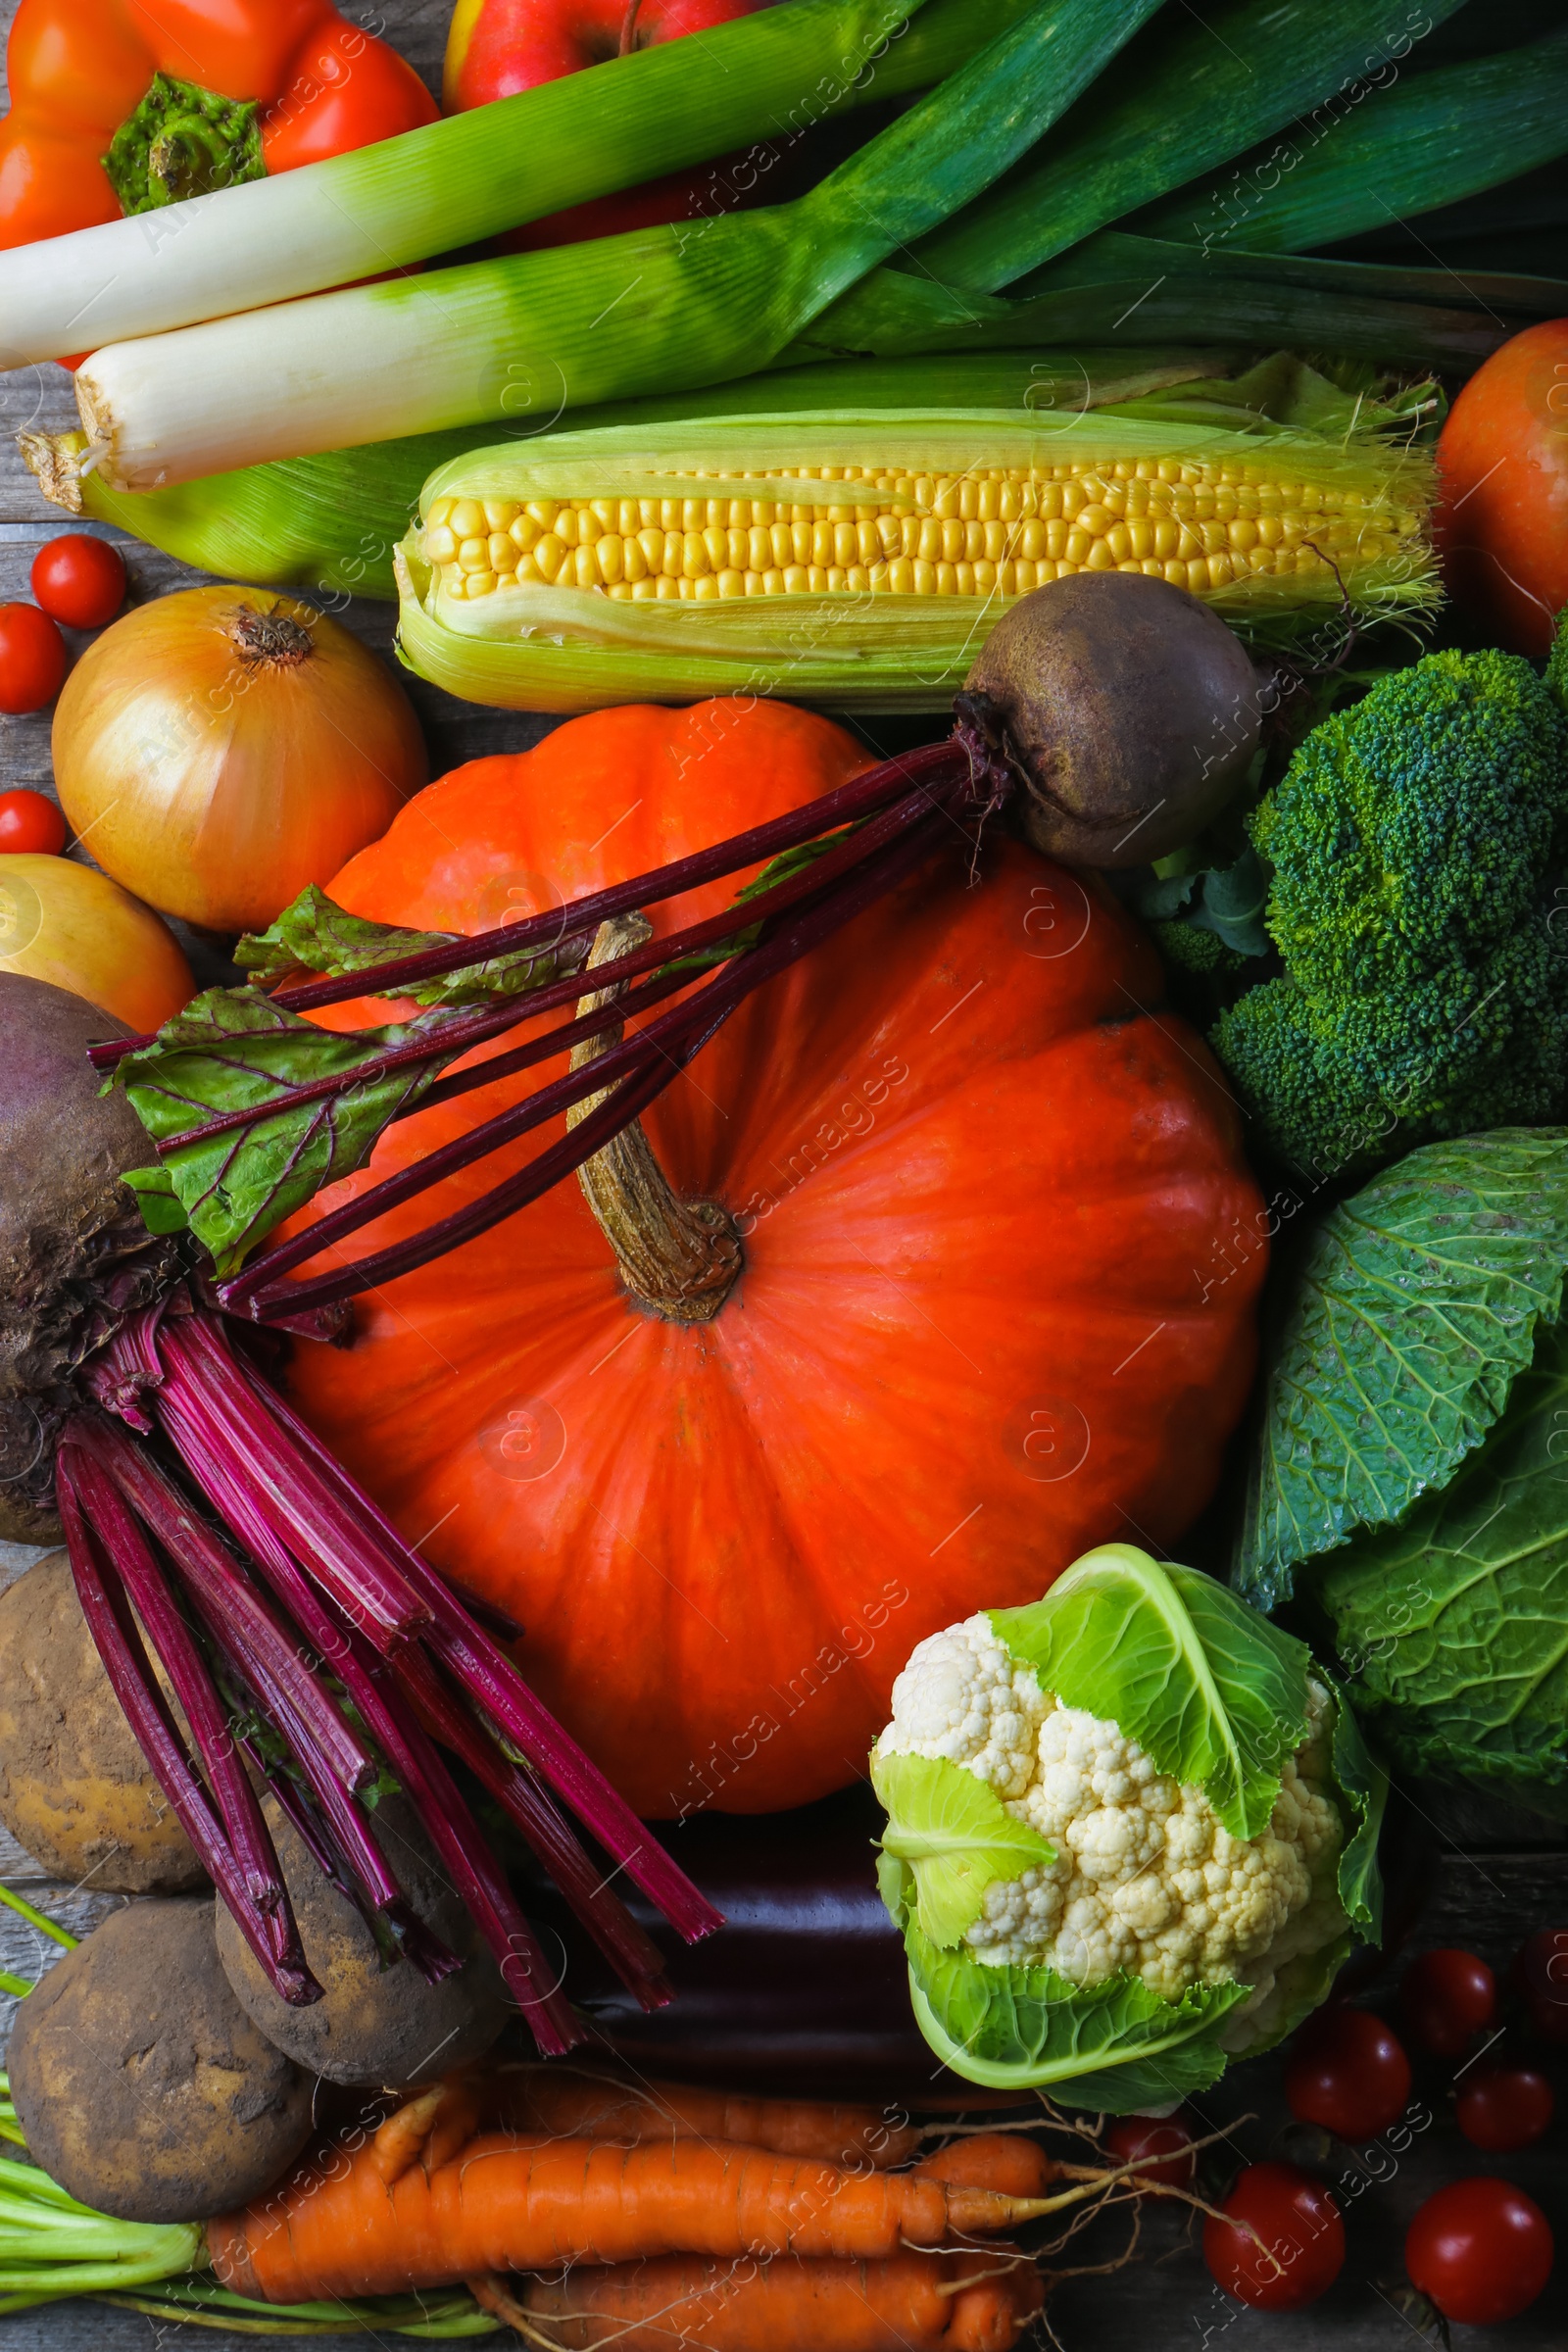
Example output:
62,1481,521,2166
424,526,458,565
466,456,1421,611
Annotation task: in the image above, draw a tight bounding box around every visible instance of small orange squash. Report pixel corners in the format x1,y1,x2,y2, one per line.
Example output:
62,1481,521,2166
284,700,1265,1817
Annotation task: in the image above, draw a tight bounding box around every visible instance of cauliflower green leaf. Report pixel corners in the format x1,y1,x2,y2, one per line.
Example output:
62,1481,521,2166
903,1921,1250,2109
871,1751,1054,1949
1233,1129,1568,1608
990,1545,1312,1839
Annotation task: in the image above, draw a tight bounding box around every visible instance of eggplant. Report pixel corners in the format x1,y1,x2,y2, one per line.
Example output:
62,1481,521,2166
531,1786,981,2099
528,1777,1432,2099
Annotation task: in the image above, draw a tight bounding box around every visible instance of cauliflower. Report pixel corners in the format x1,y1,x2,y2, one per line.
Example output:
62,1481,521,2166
879,1612,1348,2027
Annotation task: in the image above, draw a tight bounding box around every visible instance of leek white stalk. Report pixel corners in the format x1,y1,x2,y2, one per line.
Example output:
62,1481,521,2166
0,0,1009,370
73,0,1162,493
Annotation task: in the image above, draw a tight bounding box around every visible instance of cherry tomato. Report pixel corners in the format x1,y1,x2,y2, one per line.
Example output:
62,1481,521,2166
1203,2162,1346,2311
1285,2006,1412,2141
0,788,66,856
0,604,68,713
1456,2065,1554,2152
30,535,126,631
1400,1948,1496,2058
1518,1928,1568,2044
1105,2112,1196,2190
1406,2177,1554,2325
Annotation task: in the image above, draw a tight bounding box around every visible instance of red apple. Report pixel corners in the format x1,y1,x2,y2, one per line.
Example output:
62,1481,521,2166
444,0,782,251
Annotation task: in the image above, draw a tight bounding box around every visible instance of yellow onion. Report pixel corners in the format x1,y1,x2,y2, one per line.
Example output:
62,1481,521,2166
0,855,193,1033
51,587,426,933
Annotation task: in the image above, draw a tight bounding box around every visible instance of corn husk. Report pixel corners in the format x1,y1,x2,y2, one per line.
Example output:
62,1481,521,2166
394,380,1441,714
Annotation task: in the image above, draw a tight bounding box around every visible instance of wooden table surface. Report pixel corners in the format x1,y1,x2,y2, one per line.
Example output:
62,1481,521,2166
0,3,1565,2346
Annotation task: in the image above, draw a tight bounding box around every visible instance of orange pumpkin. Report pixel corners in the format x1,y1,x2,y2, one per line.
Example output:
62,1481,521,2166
283,701,1266,1817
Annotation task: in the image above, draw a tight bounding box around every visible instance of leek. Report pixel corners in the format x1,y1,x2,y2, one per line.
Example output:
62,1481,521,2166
0,0,1029,368
72,0,1164,493
900,0,1472,292
1131,23,1568,259
391,388,1439,716
24,352,1216,601
790,239,1568,375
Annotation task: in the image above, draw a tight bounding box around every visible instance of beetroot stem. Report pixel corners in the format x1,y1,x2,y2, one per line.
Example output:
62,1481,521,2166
151,1365,466,1983
221,793,956,1321
76,1415,375,1800
156,1317,431,1653
244,1365,724,1952
349,1643,585,2057
86,740,962,1068
54,1438,320,2006
154,1324,589,2021
393,1642,671,2010
161,775,952,1158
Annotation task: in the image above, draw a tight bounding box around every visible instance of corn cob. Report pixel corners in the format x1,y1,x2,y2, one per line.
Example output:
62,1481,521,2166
422,456,1417,609
396,409,1439,713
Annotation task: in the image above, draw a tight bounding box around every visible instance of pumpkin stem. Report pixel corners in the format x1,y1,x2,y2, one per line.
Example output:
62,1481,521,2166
568,915,743,1325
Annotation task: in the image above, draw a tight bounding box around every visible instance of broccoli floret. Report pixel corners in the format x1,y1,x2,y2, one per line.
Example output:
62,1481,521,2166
1150,919,1246,975
1211,647,1568,1176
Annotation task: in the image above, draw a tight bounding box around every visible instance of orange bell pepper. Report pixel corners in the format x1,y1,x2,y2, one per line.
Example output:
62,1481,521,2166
0,0,438,252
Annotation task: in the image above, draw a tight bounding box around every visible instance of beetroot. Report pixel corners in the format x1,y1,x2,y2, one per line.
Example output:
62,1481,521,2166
0,977,179,1543
0,973,718,2028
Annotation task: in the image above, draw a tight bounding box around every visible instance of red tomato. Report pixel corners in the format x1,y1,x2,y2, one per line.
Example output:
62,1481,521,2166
1400,1948,1496,2058
1104,2113,1196,2190
1518,1928,1568,2044
0,788,66,855
1435,318,1568,656
0,604,68,713
1203,2163,1346,2311
1285,2007,1412,2141
1457,2065,1554,2152
1406,2177,1554,2325
30,535,126,631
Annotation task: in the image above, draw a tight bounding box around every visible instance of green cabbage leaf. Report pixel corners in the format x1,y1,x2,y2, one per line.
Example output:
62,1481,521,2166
1234,1130,1568,1610
1317,1319,1568,1804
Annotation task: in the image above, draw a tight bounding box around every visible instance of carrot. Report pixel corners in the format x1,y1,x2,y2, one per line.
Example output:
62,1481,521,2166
491,2067,922,2170
501,2248,1045,2351
914,2135,1055,2200
209,2132,1056,2304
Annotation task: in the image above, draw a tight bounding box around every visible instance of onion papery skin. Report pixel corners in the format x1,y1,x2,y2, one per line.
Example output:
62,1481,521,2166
0,853,192,1033
51,587,425,934
281,701,1267,1817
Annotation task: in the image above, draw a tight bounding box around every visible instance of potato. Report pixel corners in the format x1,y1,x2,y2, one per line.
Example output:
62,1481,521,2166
215,1789,509,2089
0,1549,204,1894
8,1897,314,2223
